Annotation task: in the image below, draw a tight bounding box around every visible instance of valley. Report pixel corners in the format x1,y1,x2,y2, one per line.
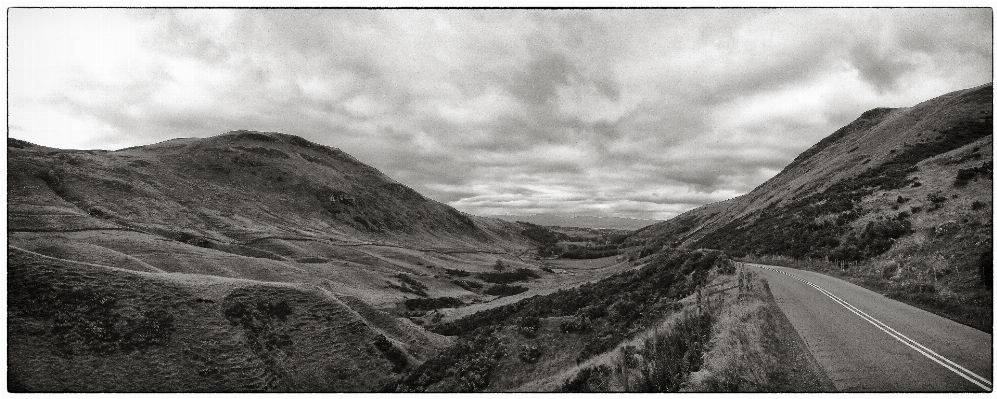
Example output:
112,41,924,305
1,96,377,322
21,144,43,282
7,83,993,392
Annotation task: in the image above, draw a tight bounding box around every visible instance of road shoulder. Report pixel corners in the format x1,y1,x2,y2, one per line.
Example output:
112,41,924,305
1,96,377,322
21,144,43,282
758,278,838,392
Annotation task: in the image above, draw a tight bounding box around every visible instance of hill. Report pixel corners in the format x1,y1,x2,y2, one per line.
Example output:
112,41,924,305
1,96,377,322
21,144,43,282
629,83,993,330
7,131,630,391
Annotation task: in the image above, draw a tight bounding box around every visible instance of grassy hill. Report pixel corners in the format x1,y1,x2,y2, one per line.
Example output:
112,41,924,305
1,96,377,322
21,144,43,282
6,131,633,391
629,83,993,330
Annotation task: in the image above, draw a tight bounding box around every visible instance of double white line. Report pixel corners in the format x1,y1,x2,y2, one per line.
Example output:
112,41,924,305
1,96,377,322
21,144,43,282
753,264,993,391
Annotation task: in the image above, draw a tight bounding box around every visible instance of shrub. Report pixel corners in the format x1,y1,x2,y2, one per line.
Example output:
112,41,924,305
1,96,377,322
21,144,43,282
404,297,464,311
444,268,471,277
559,365,612,392
393,329,505,392
518,343,543,363
954,162,993,187
478,268,539,284
517,315,541,338
484,284,528,297
972,201,987,210
617,310,714,392
493,259,506,272
559,316,592,333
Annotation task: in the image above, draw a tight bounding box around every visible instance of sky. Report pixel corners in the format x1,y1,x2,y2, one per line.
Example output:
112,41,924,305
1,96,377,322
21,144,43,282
8,8,993,221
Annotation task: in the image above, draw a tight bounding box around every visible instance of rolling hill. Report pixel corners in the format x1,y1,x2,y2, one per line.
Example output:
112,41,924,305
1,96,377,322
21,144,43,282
7,130,558,391
629,83,993,329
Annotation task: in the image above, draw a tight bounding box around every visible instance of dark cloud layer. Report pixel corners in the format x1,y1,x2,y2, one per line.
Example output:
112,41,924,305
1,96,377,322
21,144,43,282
9,8,993,220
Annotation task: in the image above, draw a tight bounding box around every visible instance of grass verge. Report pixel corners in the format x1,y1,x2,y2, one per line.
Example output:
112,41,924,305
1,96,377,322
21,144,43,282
682,278,835,392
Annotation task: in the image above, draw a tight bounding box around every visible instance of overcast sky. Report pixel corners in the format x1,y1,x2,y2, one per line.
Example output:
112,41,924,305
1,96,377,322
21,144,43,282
8,8,993,220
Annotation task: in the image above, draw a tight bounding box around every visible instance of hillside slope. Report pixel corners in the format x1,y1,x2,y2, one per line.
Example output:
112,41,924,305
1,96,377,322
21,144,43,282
7,131,553,391
630,83,993,329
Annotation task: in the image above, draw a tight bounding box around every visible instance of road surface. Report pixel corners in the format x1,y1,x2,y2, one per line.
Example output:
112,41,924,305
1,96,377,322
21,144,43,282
748,263,992,392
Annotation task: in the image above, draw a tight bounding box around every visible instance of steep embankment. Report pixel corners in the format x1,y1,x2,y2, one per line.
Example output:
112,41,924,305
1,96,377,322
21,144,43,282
630,83,993,329
7,131,546,391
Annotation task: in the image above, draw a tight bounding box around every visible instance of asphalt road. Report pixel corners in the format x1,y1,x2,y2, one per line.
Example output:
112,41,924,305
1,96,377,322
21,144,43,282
748,263,993,392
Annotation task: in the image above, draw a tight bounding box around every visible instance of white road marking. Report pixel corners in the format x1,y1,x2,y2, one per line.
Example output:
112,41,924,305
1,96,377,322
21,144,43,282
749,264,993,391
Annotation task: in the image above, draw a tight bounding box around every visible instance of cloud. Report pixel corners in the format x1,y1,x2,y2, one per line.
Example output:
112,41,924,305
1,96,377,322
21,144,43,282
8,9,993,221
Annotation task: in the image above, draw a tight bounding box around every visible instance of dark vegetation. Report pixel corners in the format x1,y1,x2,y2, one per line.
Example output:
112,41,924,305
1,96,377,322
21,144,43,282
614,310,714,392
389,274,429,297
517,343,543,364
954,161,993,187
443,268,471,277
559,365,613,392
222,290,296,390
388,249,729,392
386,328,506,392
174,230,214,249
483,284,529,297
477,268,539,284
404,297,464,311
696,116,993,262
373,335,409,372
519,221,632,259
8,274,176,356
519,222,564,257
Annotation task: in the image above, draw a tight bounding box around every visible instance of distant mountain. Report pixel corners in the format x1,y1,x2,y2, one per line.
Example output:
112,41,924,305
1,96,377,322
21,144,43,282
630,83,993,328
492,213,659,230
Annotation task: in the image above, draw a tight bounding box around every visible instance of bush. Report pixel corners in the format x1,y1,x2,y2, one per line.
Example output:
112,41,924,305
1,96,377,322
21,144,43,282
518,343,543,363
559,365,612,392
484,284,528,297
517,315,541,338
478,268,539,284
928,193,947,204
404,297,464,311
444,268,471,277
954,162,993,187
393,329,505,392
559,316,592,334
972,201,987,210
616,311,714,392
